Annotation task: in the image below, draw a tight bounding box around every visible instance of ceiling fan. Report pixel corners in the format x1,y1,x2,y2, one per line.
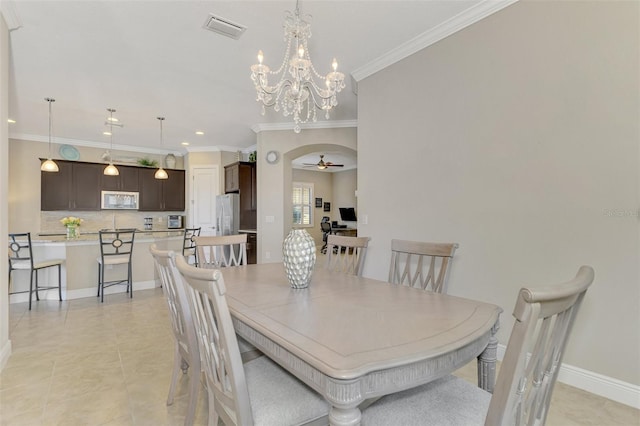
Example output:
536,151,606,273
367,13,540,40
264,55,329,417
303,155,344,170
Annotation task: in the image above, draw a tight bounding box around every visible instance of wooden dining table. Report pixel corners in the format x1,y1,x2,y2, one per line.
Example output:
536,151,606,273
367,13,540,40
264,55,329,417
221,263,502,426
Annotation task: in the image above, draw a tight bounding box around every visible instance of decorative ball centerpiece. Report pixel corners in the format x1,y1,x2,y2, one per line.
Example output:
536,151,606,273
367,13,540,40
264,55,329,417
282,229,316,289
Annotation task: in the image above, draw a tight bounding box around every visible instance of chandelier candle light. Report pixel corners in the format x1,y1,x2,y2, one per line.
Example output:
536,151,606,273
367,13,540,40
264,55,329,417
250,1,345,133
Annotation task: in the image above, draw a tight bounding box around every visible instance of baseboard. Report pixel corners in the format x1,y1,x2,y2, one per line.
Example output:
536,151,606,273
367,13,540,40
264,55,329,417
497,344,639,409
0,339,12,371
9,280,159,304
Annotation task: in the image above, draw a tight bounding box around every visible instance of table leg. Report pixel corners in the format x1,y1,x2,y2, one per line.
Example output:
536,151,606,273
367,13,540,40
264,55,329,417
478,319,500,393
329,406,361,426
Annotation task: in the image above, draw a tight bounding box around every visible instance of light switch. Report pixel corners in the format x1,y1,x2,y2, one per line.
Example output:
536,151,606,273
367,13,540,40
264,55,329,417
265,215,275,223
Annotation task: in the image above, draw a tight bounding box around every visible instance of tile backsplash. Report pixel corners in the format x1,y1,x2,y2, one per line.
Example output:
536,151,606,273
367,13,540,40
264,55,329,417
41,211,185,234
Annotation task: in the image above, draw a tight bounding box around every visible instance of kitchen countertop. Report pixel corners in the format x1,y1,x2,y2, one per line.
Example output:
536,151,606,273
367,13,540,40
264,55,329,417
34,229,184,244
238,229,257,234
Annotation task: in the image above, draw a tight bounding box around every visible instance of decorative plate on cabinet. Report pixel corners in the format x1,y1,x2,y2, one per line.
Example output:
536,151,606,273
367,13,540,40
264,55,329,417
266,150,279,164
59,144,80,161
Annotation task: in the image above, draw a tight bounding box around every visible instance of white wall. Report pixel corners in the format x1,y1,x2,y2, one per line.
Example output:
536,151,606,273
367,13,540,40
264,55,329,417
332,169,357,223
0,12,10,370
357,0,639,386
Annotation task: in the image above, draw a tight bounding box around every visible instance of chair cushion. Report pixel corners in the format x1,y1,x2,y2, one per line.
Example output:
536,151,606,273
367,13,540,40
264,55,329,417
12,259,63,270
34,259,64,269
97,255,131,265
361,374,491,426
244,356,329,426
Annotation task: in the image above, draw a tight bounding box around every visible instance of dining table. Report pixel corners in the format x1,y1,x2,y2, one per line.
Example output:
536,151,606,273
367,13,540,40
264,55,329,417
221,263,502,426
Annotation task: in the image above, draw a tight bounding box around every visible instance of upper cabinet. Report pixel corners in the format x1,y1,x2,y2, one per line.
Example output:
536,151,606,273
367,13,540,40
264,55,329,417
41,159,185,212
101,165,139,192
138,168,185,211
224,161,257,230
41,160,102,211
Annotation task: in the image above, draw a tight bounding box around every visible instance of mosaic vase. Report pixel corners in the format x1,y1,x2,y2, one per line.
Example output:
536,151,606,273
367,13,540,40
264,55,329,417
282,229,316,289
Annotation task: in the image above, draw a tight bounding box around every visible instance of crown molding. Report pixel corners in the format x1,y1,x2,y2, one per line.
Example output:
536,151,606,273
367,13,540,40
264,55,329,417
0,1,22,31
9,133,185,156
351,0,519,82
251,120,357,134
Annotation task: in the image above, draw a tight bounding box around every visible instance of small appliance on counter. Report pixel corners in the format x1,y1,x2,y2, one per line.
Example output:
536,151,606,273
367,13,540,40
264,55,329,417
167,215,183,229
144,217,153,231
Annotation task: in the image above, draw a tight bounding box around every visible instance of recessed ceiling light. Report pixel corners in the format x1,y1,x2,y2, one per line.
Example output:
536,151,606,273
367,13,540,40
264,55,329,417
103,131,112,136
7,118,16,123
181,142,190,146
106,117,119,122
195,131,204,135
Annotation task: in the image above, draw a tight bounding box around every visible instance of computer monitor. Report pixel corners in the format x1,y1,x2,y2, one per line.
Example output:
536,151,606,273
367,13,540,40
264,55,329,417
339,207,357,222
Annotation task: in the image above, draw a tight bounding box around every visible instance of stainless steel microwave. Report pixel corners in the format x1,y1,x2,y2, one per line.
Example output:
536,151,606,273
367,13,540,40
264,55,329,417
101,191,139,210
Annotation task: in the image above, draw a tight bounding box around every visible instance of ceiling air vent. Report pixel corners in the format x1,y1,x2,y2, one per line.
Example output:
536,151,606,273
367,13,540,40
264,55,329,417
202,13,246,40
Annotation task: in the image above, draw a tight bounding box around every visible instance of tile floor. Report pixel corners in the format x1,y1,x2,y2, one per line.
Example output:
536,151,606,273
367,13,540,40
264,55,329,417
1,289,639,425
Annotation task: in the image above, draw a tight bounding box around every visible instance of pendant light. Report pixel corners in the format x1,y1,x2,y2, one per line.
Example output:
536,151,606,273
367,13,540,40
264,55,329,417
103,108,119,176
154,117,168,180
40,98,59,172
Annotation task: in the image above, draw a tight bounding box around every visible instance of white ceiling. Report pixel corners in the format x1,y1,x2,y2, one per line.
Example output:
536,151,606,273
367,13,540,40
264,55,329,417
5,0,491,155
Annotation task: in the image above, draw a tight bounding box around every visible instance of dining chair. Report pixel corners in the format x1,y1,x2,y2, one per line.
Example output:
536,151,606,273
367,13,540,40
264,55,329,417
182,227,201,266
194,234,247,268
149,245,200,426
8,232,64,310
97,229,136,302
388,239,459,293
362,265,595,426
324,235,371,277
172,254,330,426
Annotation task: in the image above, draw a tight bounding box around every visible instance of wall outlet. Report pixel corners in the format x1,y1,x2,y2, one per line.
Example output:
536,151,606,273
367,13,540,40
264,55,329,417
265,251,271,259
265,215,275,223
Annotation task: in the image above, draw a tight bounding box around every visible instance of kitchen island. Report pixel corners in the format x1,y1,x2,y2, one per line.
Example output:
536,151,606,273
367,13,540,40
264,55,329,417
9,230,184,304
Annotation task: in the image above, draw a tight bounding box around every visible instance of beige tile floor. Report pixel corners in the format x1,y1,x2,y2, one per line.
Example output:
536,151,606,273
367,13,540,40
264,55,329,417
1,289,639,425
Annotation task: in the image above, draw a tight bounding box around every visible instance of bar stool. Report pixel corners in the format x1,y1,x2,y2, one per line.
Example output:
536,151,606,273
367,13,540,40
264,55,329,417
97,229,136,302
182,227,201,266
8,232,64,310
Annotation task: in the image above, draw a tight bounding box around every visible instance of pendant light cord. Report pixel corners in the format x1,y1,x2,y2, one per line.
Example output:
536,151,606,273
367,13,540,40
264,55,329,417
45,97,55,157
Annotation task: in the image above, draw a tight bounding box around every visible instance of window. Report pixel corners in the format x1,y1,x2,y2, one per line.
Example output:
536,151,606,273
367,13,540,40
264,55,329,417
292,182,314,227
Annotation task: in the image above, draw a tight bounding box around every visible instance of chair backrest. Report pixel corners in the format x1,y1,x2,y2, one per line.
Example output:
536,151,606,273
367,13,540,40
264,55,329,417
194,234,247,268
324,235,371,277
321,216,330,223
173,254,253,426
182,227,202,255
388,239,458,293
149,244,199,375
8,232,35,269
320,221,332,240
98,229,136,261
485,266,595,426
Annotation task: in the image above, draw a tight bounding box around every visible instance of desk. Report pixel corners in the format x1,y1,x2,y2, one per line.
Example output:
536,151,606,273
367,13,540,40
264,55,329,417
331,226,357,237
222,263,501,426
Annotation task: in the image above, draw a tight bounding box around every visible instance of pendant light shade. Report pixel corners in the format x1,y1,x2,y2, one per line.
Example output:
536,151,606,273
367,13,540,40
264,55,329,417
154,117,168,180
41,98,59,172
154,167,168,179
104,108,119,176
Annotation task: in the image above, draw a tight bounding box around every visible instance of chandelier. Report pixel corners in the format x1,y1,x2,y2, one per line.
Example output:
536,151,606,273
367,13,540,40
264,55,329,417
250,1,345,133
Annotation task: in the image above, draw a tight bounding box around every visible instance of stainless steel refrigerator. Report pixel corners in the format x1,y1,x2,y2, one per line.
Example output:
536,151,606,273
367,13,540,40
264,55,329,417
216,193,239,236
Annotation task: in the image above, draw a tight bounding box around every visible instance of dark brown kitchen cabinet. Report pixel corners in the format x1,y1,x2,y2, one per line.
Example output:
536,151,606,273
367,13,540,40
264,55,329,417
224,162,257,230
41,159,101,211
101,165,139,192
240,231,257,264
138,168,185,211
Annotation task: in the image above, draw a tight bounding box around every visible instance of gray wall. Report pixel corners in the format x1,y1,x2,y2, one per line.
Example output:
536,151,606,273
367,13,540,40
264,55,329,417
357,1,639,384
